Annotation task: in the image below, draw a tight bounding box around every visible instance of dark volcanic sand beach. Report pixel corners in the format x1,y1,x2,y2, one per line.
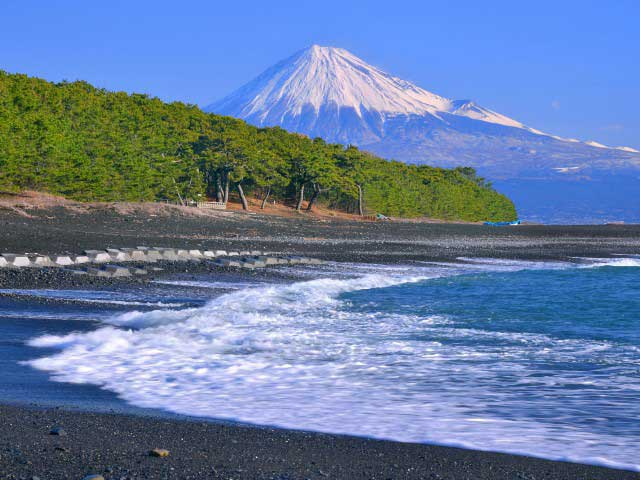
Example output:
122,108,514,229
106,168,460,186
2,404,639,480
2,203,640,263
1,203,640,479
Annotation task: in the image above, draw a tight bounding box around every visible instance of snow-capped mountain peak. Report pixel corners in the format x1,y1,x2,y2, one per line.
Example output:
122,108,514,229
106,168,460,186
212,45,454,121
207,45,640,223
207,45,639,160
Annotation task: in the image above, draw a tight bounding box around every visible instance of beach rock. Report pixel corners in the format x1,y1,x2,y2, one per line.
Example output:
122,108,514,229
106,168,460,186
149,448,170,457
49,426,66,436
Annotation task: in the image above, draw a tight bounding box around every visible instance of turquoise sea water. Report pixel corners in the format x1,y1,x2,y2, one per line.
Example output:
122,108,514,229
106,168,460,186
2,257,639,470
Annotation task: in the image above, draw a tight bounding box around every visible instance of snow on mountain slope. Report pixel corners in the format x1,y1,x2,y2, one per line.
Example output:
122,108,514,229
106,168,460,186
207,45,640,223
212,45,452,120
208,45,636,153
210,45,555,137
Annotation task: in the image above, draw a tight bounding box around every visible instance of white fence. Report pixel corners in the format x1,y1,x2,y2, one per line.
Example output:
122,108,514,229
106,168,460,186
196,201,227,210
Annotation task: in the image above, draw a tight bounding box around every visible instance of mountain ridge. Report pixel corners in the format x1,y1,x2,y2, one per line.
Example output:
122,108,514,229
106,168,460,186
208,45,638,153
207,45,640,223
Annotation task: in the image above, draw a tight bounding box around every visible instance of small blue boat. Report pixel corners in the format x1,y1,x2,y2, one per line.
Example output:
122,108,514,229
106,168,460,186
484,220,521,226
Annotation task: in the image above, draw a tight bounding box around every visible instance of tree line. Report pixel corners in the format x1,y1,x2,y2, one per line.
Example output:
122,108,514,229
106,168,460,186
0,70,517,221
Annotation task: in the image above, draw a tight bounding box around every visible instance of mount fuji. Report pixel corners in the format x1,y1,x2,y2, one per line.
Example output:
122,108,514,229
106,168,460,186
207,45,640,223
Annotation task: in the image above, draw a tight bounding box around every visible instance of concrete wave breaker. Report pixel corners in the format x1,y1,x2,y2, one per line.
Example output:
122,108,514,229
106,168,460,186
1,254,32,268
106,249,132,262
29,255,55,267
84,250,112,263
0,247,277,271
84,265,133,277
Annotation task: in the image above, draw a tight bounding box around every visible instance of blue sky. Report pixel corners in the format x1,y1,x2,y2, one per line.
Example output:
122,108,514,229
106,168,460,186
3,0,639,148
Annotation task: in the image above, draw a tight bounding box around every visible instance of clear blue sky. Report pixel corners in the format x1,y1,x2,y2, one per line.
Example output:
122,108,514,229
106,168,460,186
3,0,639,148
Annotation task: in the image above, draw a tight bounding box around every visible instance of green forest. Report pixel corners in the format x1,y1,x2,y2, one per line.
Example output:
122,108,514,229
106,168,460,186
0,70,516,221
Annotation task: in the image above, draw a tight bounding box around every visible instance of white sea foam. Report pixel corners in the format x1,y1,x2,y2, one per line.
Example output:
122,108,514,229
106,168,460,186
25,260,640,472
456,257,572,271
576,257,640,268
0,289,184,308
152,280,263,290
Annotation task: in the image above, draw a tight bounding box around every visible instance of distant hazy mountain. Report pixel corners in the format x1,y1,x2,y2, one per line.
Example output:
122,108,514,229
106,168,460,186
207,45,640,223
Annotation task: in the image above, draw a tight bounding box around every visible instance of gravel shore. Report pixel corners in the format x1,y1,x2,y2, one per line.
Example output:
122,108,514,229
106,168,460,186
1,205,639,479
1,405,638,480
1,205,639,289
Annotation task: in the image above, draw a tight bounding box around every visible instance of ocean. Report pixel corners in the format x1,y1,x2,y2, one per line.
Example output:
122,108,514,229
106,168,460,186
1,257,638,471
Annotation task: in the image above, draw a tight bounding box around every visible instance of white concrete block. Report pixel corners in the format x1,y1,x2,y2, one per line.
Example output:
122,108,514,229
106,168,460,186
53,255,75,266
202,251,216,258
107,249,131,262
188,249,204,258
86,267,110,277
104,265,132,277
84,250,112,263
244,259,266,267
214,250,228,257
215,258,242,267
2,254,31,267
159,249,180,260
30,255,54,267
121,249,147,261
73,255,91,264
0,257,9,268
145,249,162,259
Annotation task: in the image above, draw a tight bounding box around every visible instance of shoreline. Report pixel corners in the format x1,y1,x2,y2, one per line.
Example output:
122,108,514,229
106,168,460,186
1,207,639,479
0,205,639,290
1,403,638,480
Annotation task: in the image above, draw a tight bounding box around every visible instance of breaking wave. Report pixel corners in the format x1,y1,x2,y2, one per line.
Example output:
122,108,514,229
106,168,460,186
25,259,640,472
